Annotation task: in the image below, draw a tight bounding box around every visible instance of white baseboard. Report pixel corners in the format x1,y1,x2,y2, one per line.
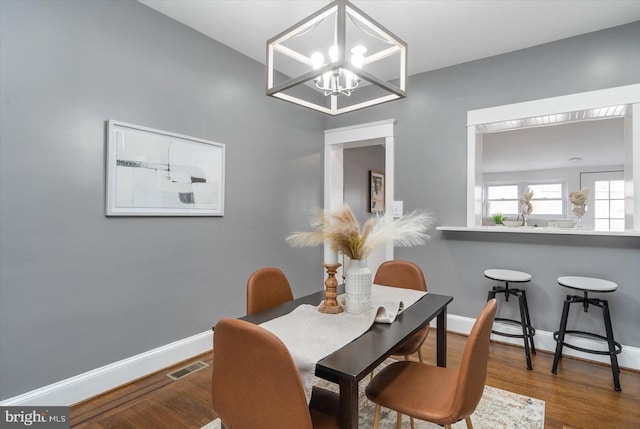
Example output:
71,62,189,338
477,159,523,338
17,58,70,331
3,313,638,407
445,314,640,371
0,330,213,406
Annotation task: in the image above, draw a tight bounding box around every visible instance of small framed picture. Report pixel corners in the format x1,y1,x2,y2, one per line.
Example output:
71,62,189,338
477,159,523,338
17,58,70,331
369,170,385,213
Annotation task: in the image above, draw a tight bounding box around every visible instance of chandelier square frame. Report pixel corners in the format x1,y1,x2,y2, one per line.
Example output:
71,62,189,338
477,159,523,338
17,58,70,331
266,0,407,116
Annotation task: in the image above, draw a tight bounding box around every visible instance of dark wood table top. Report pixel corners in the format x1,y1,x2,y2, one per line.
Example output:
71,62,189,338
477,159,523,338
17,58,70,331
315,292,453,383
237,287,454,382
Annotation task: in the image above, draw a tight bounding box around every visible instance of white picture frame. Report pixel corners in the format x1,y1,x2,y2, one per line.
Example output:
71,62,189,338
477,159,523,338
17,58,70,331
369,170,385,213
106,120,225,216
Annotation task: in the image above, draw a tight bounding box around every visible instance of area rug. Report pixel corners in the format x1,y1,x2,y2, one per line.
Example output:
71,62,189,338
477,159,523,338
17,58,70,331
204,360,545,429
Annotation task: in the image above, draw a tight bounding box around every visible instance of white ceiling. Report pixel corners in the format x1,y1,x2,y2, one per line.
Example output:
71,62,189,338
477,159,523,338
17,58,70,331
482,118,625,173
138,0,640,76
137,1,638,172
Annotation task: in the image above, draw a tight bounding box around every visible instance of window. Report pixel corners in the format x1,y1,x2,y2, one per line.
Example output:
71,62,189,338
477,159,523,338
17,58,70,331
581,171,625,231
594,180,625,231
485,185,519,216
484,181,565,217
528,183,564,216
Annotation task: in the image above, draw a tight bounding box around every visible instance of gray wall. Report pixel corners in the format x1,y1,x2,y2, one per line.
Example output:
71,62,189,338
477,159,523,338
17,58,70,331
326,22,640,350
344,145,385,223
0,0,326,400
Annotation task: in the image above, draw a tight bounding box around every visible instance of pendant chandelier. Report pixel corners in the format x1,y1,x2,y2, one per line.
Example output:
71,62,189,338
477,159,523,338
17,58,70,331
266,0,407,116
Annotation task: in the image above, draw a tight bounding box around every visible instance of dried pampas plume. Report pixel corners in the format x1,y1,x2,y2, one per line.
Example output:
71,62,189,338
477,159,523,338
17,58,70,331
286,205,435,260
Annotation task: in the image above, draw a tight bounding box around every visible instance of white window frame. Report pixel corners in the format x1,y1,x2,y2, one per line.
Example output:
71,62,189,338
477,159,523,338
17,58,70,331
484,180,567,218
580,170,625,231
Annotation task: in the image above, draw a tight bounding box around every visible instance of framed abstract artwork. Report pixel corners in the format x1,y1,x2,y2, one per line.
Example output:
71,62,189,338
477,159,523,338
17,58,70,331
369,170,385,213
106,120,225,216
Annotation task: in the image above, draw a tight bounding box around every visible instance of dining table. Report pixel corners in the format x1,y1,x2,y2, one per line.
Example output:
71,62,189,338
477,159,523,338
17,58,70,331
220,286,453,429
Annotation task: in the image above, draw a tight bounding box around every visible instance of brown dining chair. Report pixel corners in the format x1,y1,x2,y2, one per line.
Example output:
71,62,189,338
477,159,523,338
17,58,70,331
211,318,339,429
374,260,430,362
365,299,497,429
246,267,294,315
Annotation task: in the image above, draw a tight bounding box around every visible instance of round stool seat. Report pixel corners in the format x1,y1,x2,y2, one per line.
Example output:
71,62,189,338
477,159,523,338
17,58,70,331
557,276,617,292
485,269,532,283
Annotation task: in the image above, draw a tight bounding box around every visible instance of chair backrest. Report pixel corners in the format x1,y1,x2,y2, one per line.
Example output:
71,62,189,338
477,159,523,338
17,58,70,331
211,318,314,429
450,299,497,419
373,260,428,292
246,267,294,315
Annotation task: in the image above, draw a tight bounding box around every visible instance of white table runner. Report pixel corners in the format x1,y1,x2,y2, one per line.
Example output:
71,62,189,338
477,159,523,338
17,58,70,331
259,284,426,401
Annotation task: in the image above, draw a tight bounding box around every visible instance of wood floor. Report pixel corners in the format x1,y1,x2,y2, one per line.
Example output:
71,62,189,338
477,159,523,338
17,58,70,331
70,331,640,429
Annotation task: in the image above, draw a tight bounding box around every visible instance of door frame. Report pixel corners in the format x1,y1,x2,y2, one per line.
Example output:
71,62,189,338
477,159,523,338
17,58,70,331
323,119,396,272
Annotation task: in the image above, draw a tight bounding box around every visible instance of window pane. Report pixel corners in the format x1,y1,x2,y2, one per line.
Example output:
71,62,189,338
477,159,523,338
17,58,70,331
532,200,563,215
594,181,610,199
610,219,625,231
487,185,518,200
610,200,625,218
594,200,609,217
529,184,562,199
594,219,610,230
610,180,624,199
487,201,518,215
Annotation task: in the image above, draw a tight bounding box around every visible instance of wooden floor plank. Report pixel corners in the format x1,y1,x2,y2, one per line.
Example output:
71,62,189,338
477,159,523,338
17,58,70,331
70,332,640,428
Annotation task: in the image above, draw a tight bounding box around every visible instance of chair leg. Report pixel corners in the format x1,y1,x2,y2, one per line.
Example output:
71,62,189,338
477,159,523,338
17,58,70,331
444,425,452,429
417,348,423,363
372,404,381,429
465,416,474,429
396,412,402,429
410,415,415,429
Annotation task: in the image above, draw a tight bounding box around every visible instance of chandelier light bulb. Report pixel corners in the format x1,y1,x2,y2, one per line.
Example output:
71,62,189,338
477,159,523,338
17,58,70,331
322,72,332,88
350,45,367,68
329,45,339,62
311,52,325,69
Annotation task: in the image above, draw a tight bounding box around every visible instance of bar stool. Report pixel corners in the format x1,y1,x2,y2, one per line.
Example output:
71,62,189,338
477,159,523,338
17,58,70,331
485,269,536,370
551,276,622,391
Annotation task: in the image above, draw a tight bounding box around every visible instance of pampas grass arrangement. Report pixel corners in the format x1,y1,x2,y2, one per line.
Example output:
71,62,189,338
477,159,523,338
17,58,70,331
286,205,435,260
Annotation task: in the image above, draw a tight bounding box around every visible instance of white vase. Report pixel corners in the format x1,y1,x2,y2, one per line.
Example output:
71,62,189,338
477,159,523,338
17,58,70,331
345,258,372,314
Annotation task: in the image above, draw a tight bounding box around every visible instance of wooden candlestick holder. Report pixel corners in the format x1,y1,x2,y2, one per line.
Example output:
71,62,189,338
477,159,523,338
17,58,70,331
319,263,344,314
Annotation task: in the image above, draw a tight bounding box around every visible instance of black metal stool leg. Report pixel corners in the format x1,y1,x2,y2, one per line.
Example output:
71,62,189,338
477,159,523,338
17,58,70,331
552,296,572,374
602,300,622,391
517,293,533,370
521,289,536,354
487,280,535,370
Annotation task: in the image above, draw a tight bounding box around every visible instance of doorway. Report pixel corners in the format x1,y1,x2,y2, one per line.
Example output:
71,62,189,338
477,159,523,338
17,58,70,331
323,119,396,278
